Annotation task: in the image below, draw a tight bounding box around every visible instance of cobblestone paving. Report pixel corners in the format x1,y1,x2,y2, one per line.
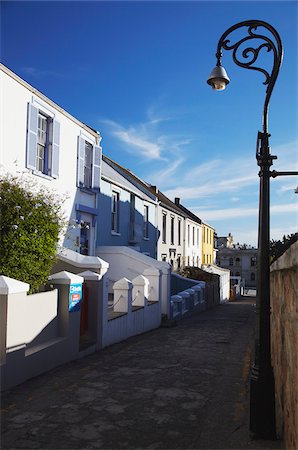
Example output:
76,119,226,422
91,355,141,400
1,298,284,449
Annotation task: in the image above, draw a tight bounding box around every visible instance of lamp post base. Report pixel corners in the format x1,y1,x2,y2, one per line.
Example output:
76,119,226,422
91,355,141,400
250,363,276,439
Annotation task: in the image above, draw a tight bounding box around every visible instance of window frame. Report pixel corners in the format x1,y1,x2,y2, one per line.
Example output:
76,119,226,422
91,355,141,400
170,216,175,245
143,204,149,239
178,219,181,246
162,212,167,244
26,102,60,179
111,190,120,234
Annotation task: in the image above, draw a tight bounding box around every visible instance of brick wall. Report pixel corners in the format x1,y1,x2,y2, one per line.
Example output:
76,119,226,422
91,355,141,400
270,241,298,449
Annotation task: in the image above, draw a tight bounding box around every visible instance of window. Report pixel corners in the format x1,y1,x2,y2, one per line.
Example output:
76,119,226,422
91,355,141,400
229,257,234,266
236,257,240,266
251,272,256,281
161,254,167,262
83,142,92,188
26,103,60,178
143,205,149,239
188,225,190,246
251,256,257,267
162,213,167,243
170,216,174,245
77,136,101,190
80,222,90,255
193,227,195,246
111,191,120,233
178,220,181,246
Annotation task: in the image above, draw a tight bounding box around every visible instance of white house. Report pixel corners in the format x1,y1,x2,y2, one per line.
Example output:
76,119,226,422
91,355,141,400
173,198,203,269
0,64,102,256
147,187,185,270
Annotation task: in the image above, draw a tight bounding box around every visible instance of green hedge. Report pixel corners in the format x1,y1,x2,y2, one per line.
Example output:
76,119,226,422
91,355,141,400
0,173,65,293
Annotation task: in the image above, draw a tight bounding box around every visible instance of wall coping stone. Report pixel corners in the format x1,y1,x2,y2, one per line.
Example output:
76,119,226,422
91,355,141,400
48,271,84,285
270,241,298,272
0,276,30,295
77,271,103,281
59,248,109,270
113,277,133,290
132,274,149,286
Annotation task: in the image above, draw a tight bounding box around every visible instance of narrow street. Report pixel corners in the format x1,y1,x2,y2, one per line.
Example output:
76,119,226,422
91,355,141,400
1,297,284,450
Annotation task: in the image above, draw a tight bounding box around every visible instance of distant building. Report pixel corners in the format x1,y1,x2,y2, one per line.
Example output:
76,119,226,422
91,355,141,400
202,222,215,265
216,234,257,288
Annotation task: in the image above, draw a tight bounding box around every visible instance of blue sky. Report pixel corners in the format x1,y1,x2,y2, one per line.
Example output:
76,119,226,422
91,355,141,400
2,0,297,246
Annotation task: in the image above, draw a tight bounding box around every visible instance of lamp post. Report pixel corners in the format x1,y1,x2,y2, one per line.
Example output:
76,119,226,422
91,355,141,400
207,20,298,439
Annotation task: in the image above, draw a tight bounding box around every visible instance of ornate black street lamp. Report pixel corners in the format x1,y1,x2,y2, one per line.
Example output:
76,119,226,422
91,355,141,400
207,20,298,439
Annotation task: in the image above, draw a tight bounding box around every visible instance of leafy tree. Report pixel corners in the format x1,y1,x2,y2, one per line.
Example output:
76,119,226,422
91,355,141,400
0,173,66,293
270,233,298,263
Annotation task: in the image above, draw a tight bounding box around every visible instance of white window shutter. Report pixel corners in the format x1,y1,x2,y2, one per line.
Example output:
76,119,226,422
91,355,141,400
77,137,85,187
92,145,102,190
51,119,60,178
26,103,38,170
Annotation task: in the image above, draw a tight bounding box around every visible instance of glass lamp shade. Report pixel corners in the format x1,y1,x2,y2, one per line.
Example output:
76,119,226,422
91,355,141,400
207,65,230,91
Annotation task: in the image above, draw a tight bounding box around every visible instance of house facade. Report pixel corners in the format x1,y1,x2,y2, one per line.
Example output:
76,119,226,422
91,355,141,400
148,188,185,270
98,156,158,258
1,64,102,256
173,198,203,269
202,222,215,265
216,234,257,288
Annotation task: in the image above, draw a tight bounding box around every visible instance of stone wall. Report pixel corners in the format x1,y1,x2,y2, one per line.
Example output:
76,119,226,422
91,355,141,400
270,241,298,450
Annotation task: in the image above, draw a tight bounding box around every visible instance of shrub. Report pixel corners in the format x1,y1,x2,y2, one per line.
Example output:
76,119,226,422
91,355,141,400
0,173,66,293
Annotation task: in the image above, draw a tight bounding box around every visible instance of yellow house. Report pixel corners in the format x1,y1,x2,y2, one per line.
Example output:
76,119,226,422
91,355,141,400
202,222,215,265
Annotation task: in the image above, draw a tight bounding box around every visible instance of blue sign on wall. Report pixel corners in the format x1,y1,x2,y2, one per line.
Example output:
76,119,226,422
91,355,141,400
69,283,82,312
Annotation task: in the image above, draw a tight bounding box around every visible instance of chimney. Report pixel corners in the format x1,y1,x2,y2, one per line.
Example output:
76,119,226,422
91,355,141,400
175,197,180,206
150,185,158,194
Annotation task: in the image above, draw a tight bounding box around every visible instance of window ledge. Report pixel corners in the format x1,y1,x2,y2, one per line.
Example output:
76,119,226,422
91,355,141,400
79,187,99,195
32,170,53,181
143,237,149,241
111,231,121,236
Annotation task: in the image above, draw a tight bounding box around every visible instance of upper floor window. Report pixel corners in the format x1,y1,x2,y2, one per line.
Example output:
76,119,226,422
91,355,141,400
178,220,181,246
251,272,256,281
26,103,60,178
143,205,149,239
229,257,234,266
170,216,175,245
77,136,101,191
84,142,93,189
111,191,120,233
193,227,195,246
251,256,257,267
235,257,240,266
188,224,190,246
80,221,90,255
162,213,167,243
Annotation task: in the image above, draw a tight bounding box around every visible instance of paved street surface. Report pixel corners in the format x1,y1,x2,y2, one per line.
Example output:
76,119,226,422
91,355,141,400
1,297,284,449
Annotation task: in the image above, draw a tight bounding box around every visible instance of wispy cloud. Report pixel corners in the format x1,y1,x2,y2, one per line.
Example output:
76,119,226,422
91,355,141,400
22,67,65,79
100,114,191,162
22,66,88,79
191,203,297,222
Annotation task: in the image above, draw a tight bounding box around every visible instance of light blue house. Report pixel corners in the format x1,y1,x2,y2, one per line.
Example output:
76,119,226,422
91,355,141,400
97,155,158,258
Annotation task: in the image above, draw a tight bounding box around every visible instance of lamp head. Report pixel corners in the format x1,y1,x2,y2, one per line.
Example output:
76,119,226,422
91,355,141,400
207,65,230,91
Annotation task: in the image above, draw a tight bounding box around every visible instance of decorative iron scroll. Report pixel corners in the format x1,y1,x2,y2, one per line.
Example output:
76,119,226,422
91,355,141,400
215,20,283,132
